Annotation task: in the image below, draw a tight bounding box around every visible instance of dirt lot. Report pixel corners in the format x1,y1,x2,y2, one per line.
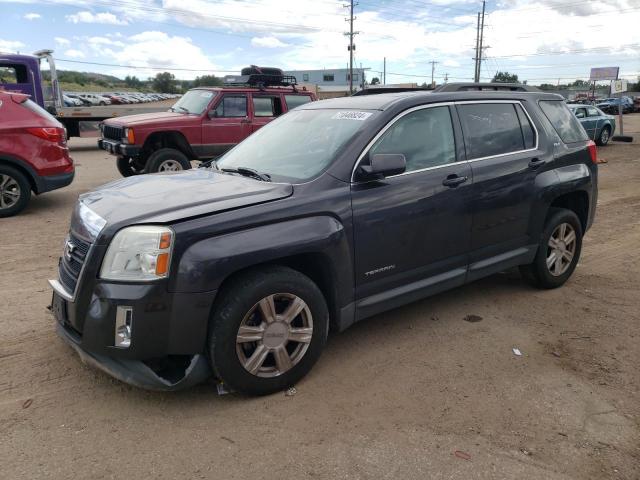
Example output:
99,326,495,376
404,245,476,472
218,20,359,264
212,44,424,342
1,118,639,479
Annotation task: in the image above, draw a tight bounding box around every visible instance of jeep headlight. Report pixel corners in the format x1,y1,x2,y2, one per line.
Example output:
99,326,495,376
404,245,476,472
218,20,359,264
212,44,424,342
100,226,173,281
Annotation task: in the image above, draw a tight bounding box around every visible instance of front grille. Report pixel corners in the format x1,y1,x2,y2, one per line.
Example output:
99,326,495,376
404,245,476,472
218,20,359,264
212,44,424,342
58,233,92,296
103,125,123,141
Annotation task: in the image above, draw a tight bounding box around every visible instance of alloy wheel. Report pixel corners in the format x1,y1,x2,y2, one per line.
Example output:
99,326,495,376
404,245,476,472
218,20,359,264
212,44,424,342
157,159,184,171
236,293,313,378
546,222,577,276
600,128,610,145
0,174,21,210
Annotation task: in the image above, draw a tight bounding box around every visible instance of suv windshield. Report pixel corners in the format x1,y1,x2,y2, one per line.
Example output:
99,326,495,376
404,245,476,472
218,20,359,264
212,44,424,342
216,109,375,182
171,89,217,114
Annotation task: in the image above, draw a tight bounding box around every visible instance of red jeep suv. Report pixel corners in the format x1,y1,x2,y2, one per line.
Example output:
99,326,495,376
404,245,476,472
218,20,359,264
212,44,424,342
0,91,74,217
98,69,316,176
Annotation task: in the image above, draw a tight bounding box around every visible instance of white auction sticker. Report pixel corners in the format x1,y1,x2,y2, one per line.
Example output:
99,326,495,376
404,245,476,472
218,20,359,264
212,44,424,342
200,91,214,98
332,111,373,121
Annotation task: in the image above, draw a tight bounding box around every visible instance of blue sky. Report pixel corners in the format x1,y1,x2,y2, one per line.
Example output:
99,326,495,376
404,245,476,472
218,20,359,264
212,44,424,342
1,0,639,85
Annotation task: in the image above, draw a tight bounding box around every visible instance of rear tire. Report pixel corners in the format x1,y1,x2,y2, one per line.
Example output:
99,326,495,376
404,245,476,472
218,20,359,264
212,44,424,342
208,266,329,396
520,208,583,289
146,148,191,173
0,165,31,218
596,126,611,146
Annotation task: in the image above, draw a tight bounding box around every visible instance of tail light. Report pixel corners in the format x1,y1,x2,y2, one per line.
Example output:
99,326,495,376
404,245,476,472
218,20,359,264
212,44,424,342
587,140,598,164
27,127,66,144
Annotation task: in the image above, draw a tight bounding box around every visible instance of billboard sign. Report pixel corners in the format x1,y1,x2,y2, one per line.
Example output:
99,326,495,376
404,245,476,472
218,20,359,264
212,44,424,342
611,79,628,94
589,67,619,81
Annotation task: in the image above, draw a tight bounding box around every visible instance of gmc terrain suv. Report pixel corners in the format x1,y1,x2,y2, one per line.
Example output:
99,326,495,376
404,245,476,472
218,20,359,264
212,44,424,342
50,85,598,395
98,68,316,176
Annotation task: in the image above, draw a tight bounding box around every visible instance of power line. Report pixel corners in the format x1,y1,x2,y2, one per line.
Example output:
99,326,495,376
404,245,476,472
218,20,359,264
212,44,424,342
53,58,237,73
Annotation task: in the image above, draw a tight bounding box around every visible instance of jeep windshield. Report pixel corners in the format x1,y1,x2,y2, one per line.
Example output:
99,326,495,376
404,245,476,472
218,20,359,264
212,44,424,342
216,109,375,183
170,89,217,114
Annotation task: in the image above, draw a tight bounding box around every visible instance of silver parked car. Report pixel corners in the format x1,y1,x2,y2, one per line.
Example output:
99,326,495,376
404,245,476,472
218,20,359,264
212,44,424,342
568,104,616,146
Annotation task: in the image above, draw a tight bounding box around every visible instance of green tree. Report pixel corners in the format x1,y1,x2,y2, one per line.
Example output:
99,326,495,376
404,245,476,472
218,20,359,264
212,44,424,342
125,75,142,88
370,77,380,85
492,71,519,83
151,72,177,93
192,74,223,87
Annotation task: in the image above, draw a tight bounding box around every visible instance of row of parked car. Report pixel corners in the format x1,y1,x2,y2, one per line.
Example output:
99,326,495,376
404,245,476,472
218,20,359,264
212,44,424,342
62,92,181,107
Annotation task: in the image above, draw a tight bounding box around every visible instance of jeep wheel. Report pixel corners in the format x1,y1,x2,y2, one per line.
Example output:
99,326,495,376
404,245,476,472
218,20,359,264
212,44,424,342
209,267,329,396
596,126,611,146
520,208,583,289
146,148,191,173
116,156,145,177
0,165,31,218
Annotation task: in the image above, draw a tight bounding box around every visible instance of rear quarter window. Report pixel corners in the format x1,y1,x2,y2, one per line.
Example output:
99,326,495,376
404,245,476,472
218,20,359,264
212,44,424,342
538,100,588,144
284,94,312,110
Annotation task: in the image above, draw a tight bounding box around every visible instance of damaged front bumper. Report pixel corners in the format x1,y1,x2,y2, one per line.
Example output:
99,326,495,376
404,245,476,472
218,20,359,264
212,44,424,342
56,321,212,391
49,276,217,391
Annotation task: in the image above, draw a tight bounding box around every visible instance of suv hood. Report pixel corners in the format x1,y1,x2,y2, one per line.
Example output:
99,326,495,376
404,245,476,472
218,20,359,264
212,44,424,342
76,169,293,240
104,111,198,127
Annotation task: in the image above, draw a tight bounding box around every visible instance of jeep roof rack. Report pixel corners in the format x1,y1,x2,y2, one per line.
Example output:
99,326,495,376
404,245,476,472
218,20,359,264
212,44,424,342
433,82,540,92
222,65,297,91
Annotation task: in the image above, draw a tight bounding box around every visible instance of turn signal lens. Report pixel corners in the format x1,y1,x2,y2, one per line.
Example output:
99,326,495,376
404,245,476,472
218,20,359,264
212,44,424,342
126,128,135,144
155,253,169,276
587,140,598,164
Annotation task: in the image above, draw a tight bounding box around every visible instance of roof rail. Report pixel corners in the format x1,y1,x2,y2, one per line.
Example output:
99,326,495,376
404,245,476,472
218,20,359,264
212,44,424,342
352,86,432,96
433,82,540,93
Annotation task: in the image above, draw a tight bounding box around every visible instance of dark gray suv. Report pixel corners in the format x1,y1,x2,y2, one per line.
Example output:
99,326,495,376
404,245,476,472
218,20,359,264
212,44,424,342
50,86,598,395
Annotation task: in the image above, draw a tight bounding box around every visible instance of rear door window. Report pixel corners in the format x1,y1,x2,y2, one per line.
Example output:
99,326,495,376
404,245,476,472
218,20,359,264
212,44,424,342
587,107,600,117
252,96,283,117
458,103,527,159
284,94,312,110
538,100,588,144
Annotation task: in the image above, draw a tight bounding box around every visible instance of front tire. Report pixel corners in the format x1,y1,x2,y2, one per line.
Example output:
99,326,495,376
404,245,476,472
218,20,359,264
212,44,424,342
116,156,145,177
520,208,583,289
0,165,31,218
146,148,191,173
596,126,611,146
208,267,329,396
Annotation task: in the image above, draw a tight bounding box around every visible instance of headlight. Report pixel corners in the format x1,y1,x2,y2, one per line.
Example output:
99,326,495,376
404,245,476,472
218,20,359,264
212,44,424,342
100,226,174,281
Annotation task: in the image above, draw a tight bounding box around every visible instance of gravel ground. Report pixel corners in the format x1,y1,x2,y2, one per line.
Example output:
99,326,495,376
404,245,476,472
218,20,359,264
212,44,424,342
1,117,639,479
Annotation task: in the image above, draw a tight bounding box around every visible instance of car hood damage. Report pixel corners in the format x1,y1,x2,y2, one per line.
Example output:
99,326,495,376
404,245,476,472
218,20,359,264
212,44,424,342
78,169,293,239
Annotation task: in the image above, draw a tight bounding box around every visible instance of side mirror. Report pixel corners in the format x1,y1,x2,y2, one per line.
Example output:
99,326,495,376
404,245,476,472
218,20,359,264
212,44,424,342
359,154,406,179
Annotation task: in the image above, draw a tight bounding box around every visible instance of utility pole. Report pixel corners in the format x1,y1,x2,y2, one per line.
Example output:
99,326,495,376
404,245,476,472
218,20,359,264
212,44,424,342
444,72,449,83
478,0,486,82
474,12,481,82
429,60,439,88
383,57,386,85
344,0,359,94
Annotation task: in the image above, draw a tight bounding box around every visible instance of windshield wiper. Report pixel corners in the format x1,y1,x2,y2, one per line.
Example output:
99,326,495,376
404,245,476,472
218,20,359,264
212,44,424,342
221,166,271,182
170,106,189,114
